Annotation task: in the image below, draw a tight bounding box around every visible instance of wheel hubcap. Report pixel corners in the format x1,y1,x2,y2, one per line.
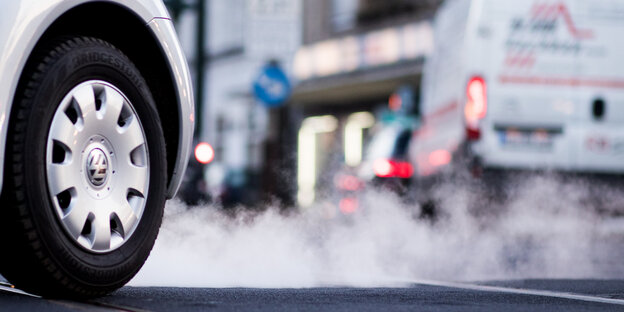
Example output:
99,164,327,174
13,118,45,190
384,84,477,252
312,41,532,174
46,80,149,253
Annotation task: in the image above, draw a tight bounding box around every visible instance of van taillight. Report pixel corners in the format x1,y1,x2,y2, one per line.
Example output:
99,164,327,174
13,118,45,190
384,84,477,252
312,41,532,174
464,76,487,140
373,159,413,178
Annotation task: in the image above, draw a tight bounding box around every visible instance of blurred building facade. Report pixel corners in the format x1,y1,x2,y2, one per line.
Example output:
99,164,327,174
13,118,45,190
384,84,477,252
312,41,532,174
170,0,302,207
291,0,442,207
169,0,442,208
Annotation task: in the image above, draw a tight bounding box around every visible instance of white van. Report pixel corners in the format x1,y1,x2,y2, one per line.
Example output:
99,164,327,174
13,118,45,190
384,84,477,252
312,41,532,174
411,0,624,189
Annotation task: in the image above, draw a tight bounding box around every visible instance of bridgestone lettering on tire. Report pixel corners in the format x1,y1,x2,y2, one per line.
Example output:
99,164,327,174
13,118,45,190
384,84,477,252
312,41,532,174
0,37,167,298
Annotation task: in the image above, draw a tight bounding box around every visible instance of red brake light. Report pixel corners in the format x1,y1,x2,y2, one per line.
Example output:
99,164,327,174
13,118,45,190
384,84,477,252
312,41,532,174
389,93,402,111
428,149,451,167
335,174,363,191
465,76,487,140
373,159,413,178
374,159,393,177
395,162,413,178
195,142,215,164
339,198,358,215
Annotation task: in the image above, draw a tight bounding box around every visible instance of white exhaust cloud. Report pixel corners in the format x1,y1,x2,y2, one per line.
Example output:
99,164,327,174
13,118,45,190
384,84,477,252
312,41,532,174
130,175,624,288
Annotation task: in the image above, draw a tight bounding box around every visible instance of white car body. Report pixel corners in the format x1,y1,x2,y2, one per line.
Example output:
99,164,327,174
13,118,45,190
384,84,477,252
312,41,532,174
412,0,624,177
0,0,194,197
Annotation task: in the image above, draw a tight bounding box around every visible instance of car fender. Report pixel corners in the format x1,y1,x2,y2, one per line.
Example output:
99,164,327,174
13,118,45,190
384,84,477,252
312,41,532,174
0,0,193,198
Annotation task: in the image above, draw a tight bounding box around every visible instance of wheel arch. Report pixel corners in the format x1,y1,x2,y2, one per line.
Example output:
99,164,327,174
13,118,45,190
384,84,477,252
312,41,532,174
13,2,185,198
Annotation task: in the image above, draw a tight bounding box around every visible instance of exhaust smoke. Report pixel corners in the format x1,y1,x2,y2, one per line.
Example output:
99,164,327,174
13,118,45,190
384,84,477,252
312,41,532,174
130,175,624,288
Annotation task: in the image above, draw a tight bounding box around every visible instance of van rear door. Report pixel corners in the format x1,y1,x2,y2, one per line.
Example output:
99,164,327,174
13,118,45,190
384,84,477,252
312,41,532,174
570,1,624,173
479,0,624,174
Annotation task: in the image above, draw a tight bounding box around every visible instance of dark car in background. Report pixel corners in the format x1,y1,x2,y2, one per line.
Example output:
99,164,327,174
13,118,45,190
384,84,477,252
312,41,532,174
334,122,414,216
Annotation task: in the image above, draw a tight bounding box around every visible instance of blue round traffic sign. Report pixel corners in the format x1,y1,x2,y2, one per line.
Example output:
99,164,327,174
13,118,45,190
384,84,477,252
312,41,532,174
253,63,291,107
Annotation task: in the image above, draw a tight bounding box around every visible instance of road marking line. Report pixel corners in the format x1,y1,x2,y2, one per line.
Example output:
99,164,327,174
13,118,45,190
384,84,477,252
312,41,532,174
49,300,121,312
403,279,624,306
1,284,145,311
85,300,151,312
0,284,39,298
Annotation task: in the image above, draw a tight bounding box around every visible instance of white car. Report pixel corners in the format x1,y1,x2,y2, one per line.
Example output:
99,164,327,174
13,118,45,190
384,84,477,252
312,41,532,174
0,0,194,297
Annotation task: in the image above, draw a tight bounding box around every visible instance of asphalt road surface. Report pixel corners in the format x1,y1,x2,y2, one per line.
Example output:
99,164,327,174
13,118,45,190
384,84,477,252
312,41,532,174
3,279,624,311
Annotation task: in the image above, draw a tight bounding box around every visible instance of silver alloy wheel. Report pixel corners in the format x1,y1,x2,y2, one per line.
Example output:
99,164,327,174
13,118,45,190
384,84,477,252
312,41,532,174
46,80,149,253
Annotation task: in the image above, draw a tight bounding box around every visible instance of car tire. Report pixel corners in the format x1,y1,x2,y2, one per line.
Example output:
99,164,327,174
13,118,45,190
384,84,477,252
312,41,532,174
0,37,166,298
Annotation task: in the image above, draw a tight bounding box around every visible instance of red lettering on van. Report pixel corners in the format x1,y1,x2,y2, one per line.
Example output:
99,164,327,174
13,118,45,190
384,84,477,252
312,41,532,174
531,3,594,40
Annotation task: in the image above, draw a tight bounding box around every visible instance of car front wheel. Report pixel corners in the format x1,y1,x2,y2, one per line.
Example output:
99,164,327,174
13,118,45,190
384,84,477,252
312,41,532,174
0,37,167,298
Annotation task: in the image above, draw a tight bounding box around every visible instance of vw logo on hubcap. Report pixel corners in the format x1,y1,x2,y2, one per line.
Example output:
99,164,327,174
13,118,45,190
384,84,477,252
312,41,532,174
87,148,109,187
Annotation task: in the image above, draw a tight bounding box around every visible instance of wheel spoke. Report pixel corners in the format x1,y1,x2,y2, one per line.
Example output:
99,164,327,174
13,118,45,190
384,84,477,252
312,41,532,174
100,86,124,126
120,164,148,195
91,213,112,251
48,115,80,150
47,163,80,195
61,199,90,239
114,202,139,237
72,84,96,124
115,117,145,157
